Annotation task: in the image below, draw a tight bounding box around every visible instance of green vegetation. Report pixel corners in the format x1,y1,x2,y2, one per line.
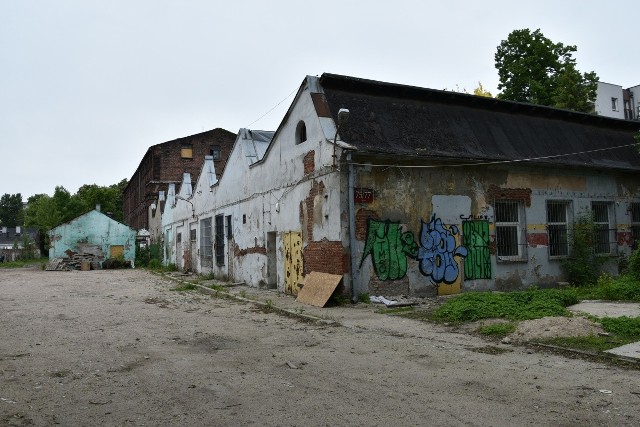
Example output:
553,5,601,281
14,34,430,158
477,322,517,336
0,257,48,269
170,283,198,292
542,316,640,352
432,289,578,323
358,293,371,304
561,213,606,286
495,28,598,112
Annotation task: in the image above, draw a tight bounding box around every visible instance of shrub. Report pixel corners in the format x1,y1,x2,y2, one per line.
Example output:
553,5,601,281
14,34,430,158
561,213,606,286
626,247,640,280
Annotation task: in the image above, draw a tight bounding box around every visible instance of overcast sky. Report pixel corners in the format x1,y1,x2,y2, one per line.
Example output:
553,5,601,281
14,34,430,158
2,0,638,200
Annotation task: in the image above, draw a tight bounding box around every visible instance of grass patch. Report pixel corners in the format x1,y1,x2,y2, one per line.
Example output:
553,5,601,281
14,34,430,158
170,283,198,292
477,322,517,336
573,274,640,301
0,257,49,269
538,316,640,352
375,306,416,315
433,289,578,323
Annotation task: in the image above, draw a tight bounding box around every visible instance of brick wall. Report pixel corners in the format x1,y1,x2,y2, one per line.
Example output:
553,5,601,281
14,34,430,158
355,208,379,240
123,128,236,230
487,185,532,207
303,150,315,175
303,239,348,275
300,180,325,242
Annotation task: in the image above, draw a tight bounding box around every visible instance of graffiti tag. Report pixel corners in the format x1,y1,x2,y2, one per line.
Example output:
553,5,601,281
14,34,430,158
462,220,491,280
416,214,468,284
360,219,418,281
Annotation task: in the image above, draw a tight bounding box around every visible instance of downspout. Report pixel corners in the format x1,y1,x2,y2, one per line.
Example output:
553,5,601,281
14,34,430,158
347,152,359,302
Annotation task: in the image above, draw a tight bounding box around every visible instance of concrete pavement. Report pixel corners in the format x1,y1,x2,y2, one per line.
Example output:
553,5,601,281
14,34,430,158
568,300,640,359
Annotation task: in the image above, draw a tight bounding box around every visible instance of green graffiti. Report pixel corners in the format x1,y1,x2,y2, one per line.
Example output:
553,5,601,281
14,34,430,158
360,219,418,281
462,220,491,280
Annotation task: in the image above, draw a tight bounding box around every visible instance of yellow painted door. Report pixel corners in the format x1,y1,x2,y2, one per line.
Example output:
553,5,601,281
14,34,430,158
284,232,303,295
110,245,124,258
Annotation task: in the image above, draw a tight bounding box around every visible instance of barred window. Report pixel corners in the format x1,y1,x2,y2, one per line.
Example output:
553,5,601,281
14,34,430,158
495,200,526,261
630,202,640,248
592,202,615,254
215,214,225,266
547,201,570,257
200,217,213,268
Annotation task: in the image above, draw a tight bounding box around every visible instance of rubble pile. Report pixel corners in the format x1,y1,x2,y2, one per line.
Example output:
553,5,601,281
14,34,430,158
45,252,101,271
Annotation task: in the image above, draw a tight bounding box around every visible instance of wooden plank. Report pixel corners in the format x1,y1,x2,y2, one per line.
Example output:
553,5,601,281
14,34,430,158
296,272,343,307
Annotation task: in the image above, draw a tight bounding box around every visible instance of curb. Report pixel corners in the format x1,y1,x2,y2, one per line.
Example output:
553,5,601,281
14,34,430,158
157,272,338,326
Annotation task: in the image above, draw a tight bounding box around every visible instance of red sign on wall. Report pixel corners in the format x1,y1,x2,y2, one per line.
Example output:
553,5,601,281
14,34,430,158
354,188,374,203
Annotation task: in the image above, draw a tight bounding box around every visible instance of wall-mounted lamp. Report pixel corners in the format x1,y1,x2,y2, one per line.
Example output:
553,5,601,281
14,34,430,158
332,108,350,167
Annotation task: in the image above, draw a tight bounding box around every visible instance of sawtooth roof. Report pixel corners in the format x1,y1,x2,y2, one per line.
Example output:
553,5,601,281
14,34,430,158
319,73,640,171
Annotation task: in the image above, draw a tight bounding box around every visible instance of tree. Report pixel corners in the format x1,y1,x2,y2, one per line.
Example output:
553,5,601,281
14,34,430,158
495,28,598,112
0,193,24,227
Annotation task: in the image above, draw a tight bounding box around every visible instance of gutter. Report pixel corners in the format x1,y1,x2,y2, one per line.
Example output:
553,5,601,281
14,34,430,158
347,152,359,302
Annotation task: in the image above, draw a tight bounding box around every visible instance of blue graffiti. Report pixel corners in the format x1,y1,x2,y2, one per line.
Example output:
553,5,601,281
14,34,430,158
417,214,468,284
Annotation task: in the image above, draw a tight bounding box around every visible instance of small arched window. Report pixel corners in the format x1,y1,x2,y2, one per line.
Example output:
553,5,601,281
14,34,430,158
295,121,307,144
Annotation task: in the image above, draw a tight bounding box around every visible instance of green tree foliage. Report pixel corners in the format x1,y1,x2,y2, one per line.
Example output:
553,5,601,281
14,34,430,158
0,193,24,227
23,180,128,254
495,28,598,112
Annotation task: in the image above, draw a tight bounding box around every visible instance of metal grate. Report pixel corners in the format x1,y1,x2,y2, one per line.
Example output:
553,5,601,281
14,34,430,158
495,200,525,260
547,201,569,257
200,217,213,268
215,215,225,266
592,202,613,254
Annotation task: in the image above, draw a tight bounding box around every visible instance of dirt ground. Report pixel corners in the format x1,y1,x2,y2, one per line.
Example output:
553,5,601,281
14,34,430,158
2,268,640,426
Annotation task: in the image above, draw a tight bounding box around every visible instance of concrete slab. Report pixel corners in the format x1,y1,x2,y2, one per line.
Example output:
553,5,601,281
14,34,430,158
567,300,640,360
605,342,640,359
567,300,640,318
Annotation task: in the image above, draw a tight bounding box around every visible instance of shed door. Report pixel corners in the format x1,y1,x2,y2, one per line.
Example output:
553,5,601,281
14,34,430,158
110,245,124,258
284,232,303,295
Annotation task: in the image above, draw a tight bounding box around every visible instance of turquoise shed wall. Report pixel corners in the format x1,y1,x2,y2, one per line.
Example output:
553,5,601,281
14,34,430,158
49,210,136,265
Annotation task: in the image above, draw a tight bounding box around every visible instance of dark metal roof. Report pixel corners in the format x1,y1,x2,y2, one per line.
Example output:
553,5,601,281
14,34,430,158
319,73,640,171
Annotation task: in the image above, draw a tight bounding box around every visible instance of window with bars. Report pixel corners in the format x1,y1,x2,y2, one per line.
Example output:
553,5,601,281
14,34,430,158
592,202,615,254
494,200,526,261
630,202,640,248
547,201,570,257
215,214,225,266
200,217,213,268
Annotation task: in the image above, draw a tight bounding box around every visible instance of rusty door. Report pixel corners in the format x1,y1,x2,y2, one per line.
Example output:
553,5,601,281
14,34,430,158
284,231,303,295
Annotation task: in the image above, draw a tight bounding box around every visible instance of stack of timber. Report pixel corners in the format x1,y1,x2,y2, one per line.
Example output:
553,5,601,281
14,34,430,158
45,253,100,271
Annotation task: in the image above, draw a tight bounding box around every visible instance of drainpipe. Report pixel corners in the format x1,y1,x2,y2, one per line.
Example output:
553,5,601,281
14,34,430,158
347,152,359,302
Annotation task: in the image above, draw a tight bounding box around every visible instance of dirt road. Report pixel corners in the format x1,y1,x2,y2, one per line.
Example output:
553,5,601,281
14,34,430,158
1,268,639,426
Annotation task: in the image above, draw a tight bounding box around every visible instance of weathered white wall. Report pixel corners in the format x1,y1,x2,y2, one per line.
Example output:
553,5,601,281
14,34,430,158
595,82,625,119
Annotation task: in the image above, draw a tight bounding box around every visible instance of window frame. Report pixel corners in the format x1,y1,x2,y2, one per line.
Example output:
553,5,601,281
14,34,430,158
591,201,615,255
494,199,527,262
215,214,225,266
200,217,213,268
546,200,571,258
611,97,619,111
181,143,193,159
630,202,640,249
295,120,307,144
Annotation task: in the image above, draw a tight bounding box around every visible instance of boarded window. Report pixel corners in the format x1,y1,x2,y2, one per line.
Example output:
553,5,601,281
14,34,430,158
181,143,193,159
494,200,526,261
547,201,570,257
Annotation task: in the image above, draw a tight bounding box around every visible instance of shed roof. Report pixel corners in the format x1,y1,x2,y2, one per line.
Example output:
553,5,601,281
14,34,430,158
319,73,640,171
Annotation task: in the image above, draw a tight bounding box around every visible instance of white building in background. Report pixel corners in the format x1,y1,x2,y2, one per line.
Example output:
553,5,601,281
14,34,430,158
595,81,640,120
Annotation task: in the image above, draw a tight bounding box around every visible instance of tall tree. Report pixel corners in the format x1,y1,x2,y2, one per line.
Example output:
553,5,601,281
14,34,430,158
495,28,598,112
0,193,24,227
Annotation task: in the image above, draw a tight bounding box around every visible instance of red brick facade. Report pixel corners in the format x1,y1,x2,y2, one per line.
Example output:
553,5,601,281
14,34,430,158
303,239,348,275
303,150,315,175
123,128,236,230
